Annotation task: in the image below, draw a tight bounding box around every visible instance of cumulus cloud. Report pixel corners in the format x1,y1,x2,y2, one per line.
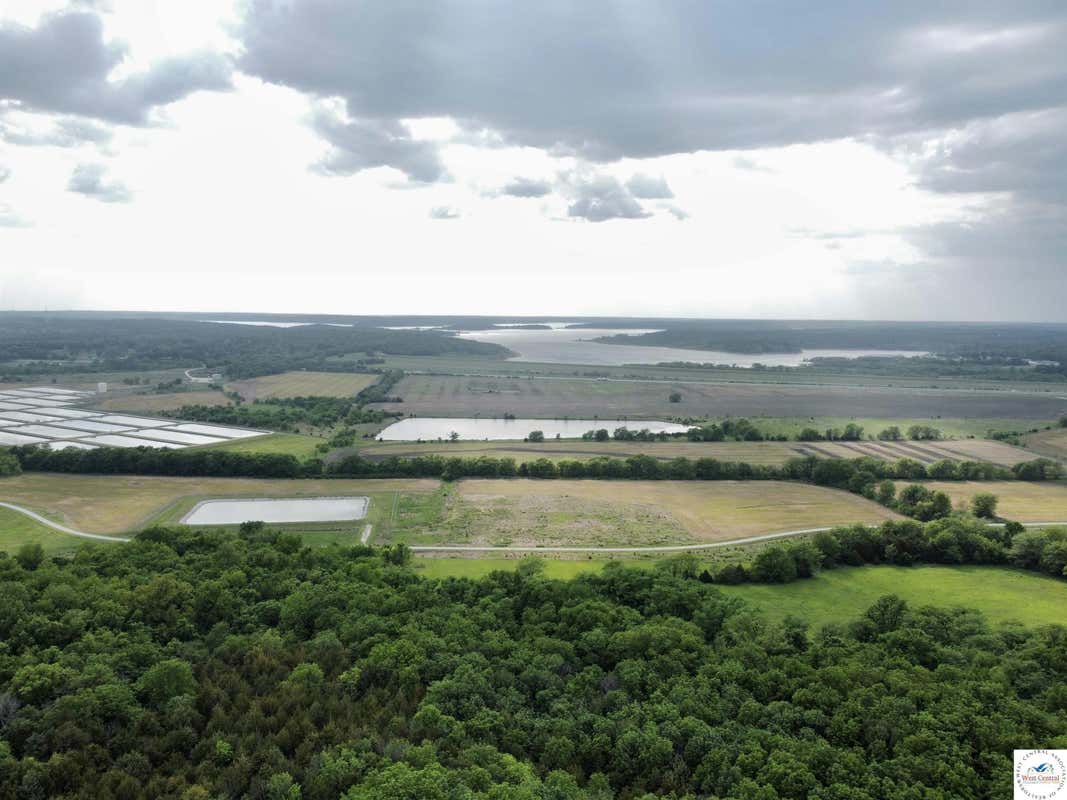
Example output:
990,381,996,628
562,173,650,223
429,206,461,219
309,107,447,183
626,174,673,199
500,177,552,198
0,165,9,183
67,163,131,203
0,203,30,227
0,116,113,147
0,11,231,129
663,205,689,221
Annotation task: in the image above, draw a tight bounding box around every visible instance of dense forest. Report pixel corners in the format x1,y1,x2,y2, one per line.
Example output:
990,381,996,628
1,523,1065,798
0,315,503,379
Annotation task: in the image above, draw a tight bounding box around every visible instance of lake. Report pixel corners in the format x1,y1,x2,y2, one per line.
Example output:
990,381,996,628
182,496,369,525
455,326,926,367
378,417,692,441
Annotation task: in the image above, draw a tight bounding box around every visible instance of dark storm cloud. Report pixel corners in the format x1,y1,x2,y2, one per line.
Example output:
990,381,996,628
237,2,1067,158
564,174,650,222
67,163,131,203
626,174,674,199
500,177,552,198
309,107,447,183
0,11,231,129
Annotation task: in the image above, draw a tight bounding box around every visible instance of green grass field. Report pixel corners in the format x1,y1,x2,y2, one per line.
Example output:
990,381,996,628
198,432,327,458
0,507,117,556
414,559,1067,628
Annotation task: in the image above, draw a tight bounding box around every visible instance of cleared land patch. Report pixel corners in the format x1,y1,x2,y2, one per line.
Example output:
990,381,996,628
228,371,379,400
896,480,1067,522
96,391,232,413
376,374,1067,420
0,473,438,534
393,479,901,548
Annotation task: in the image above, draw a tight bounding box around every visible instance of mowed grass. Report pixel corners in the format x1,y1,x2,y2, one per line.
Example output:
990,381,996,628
897,480,1067,522
413,558,1067,629
0,473,439,534
717,565,1067,628
96,390,232,413
373,373,1066,421
0,507,117,556
392,479,901,548
198,432,327,459
228,371,379,400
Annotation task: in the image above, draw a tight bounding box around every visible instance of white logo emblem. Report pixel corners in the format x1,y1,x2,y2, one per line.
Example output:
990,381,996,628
1016,750,1067,799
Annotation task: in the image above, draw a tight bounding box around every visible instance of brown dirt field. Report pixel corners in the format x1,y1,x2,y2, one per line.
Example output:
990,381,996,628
425,479,902,547
95,391,232,413
0,473,439,533
228,371,379,400
895,480,1067,522
375,374,1067,420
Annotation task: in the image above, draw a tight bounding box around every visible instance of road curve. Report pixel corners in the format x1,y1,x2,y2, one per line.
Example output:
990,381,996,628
0,502,131,543
1,501,1064,554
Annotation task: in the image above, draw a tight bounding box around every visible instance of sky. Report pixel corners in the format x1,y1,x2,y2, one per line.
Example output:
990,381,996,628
1,1,1065,320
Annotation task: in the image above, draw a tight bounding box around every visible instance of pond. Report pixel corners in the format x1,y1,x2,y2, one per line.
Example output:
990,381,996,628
182,497,369,525
378,417,692,441
455,326,926,367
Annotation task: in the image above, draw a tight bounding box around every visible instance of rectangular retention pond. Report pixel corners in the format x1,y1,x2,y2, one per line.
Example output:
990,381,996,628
182,497,369,526
378,417,692,441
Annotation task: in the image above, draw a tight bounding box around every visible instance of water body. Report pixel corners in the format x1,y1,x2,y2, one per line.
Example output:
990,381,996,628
378,417,691,441
456,326,926,367
182,497,369,525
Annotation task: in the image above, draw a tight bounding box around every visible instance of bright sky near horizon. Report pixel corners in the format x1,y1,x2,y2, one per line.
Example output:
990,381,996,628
1,1,1065,320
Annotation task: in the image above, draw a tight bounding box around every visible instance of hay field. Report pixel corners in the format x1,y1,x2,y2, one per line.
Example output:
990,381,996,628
96,390,232,413
1022,428,1067,461
228,371,379,400
0,473,439,533
897,480,1067,521
399,479,901,548
375,374,1067,420
359,439,806,465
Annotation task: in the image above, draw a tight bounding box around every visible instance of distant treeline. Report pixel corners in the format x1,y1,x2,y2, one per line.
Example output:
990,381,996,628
0,314,502,378
10,445,1060,491
591,319,1067,370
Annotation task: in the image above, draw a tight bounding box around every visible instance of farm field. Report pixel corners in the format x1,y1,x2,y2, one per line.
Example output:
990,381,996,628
0,473,439,534
898,480,1067,522
95,390,232,413
376,353,1067,393
372,373,1067,421
359,439,806,465
358,436,1035,466
393,479,901,548
1022,427,1067,461
227,371,379,400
